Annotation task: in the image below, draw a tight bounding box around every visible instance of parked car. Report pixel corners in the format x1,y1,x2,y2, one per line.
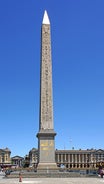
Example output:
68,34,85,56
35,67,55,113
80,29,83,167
5,170,12,175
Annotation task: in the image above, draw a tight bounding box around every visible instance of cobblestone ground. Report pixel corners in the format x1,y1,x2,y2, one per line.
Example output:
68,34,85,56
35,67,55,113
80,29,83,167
0,177,104,184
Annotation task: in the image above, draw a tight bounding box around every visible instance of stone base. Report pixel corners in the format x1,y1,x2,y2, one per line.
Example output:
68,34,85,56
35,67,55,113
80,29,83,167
6,171,84,178
37,163,58,173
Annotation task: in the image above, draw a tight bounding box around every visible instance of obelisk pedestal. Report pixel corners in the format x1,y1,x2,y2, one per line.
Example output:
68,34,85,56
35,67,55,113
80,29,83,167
37,130,57,172
37,11,57,172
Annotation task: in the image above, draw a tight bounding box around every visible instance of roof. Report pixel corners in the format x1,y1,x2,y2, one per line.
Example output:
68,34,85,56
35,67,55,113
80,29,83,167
11,155,24,160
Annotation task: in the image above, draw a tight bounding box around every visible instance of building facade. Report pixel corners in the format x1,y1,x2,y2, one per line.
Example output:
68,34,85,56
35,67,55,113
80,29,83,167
55,149,104,169
0,148,11,168
11,156,24,168
29,148,104,170
29,148,38,168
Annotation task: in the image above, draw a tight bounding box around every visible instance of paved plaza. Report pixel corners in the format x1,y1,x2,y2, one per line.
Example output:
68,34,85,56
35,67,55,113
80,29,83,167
0,176,104,184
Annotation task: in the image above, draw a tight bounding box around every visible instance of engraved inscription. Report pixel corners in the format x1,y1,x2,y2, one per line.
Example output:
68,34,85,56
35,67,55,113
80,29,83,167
40,140,54,151
40,24,53,129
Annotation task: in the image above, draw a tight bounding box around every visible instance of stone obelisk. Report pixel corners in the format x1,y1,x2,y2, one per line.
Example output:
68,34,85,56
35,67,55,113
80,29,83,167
37,10,57,172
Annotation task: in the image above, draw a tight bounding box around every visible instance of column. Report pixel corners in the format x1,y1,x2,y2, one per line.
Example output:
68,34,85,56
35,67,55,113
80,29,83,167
75,154,77,168
72,154,74,168
82,154,84,168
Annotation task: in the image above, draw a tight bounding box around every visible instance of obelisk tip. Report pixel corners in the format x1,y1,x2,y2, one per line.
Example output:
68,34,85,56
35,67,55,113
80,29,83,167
42,10,50,25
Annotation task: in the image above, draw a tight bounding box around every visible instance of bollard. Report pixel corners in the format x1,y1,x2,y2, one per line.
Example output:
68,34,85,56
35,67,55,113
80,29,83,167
19,172,22,182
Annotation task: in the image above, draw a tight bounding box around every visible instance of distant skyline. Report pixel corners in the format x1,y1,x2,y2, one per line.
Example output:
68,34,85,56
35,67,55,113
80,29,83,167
0,0,104,157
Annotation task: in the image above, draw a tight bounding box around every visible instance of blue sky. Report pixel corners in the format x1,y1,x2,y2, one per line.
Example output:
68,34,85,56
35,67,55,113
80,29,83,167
0,0,104,157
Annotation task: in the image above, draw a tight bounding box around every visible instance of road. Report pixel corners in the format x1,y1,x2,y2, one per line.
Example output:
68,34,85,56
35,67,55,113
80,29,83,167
0,176,104,184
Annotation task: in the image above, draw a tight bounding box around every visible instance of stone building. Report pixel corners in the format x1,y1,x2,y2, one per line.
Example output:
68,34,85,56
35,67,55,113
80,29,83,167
28,148,104,169
29,148,38,168
0,148,11,168
55,149,104,169
11,156,24,168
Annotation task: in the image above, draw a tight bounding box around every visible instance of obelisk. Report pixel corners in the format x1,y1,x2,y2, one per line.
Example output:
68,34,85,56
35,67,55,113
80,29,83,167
37,10,57,172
